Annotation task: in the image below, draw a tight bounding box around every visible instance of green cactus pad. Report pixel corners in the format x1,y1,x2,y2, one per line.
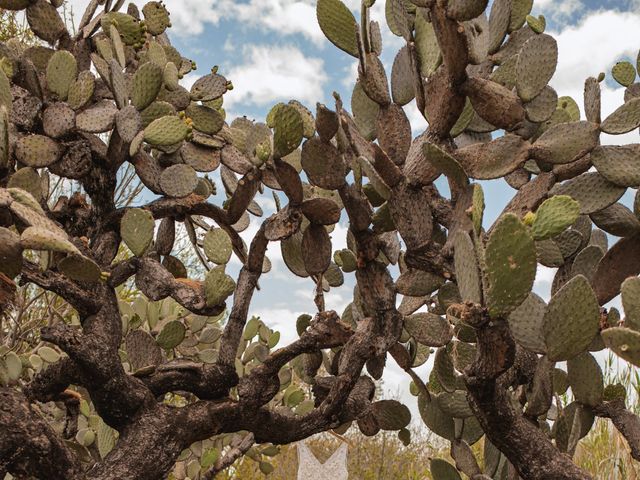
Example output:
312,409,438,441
125,330,163,372
516,34,558,102
436,390,473,419
46,50,76,100
57,254,102,282
404,312,453,347
144,115,189,146
601,97,640,134
531,121,600,165
550,172,625,215
160,164,198,197
121,208,154,257
142,1,171,35
203,228,232,265
488,0,510,54
163,62,179,91
352,81,379,141
434,347,457,393
557,95,580,121
109,59,129,109
612,61,636,87
485,214,536,317
269,103,304,158
591,144,640,188
205,265,236,306
20,226,79,254
67,71,95,111
415,10,441,77
453,231,482,304
602,327,640,367
76,99,118,133
316,0,359,57
15,135,62,168
508,292,547,353
101,12,144,46
543,274,600,361
622,277,640,330
423,143,468,188
132,62,164,110
371,400,411,430
186,103,224,136
156,320,186,350
567,352,603,407
531,195,580,240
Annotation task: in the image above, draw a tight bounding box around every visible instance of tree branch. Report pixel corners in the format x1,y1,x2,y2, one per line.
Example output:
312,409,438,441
594,399,640,461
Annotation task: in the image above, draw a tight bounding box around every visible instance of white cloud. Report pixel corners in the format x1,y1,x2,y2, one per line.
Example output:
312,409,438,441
223,44,329,109
548,10,640,145
533,0,585,21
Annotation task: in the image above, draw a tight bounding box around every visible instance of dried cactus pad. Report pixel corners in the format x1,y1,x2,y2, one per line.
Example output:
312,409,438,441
453,231,482,304
316,0,359,58
160,164,198,198
531,195,580,240
125,330,163,372
46,50,77,100
485,213,536,318
404,312,453,347
15,135,62,168
203,228,232,265
121,208,154,257
543,274,599,361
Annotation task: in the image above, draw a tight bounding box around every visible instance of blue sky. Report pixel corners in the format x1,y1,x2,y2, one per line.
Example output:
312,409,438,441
70,0,640,415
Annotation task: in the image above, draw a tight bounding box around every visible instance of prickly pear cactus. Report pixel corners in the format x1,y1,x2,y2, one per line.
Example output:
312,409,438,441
1,0,639,479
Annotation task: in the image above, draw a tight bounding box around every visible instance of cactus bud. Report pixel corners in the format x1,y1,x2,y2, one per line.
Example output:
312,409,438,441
523,211,536,226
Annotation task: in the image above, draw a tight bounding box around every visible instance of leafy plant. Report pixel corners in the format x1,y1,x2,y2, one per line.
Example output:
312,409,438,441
1,0,640,479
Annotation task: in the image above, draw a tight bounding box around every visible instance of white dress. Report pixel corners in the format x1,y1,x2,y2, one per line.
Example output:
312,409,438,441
296,441,349,480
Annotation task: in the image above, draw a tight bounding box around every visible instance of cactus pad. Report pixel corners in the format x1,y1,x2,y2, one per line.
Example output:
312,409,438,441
144,115,189,146
485,214,536,317
132,62,164,110
550,172,625,215
67,71,95,111
46,50,76,100
125,330,163,372
508,291,547,353
531,121,600,165
76,100,118,133
203,228,232,265
543,274,599,361
121,208,154,257
15,135,62,168
516,34,558,102
602,327,640,367
205,266,236,306
531,195,580,240
142,1,171,35
622,277,640,330
20,226,78,254
160,164,198,197
301,137,345,190
186,104,224,136
592,144,640,187
601,97,640,134
57,254,102,282
316,0,359,57
453,231,482,304
404,312,453,347
156,320,186,350
567,352,603,407
612,61,636,87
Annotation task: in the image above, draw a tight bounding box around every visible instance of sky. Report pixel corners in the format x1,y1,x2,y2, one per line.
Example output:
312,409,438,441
68,0,640,421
